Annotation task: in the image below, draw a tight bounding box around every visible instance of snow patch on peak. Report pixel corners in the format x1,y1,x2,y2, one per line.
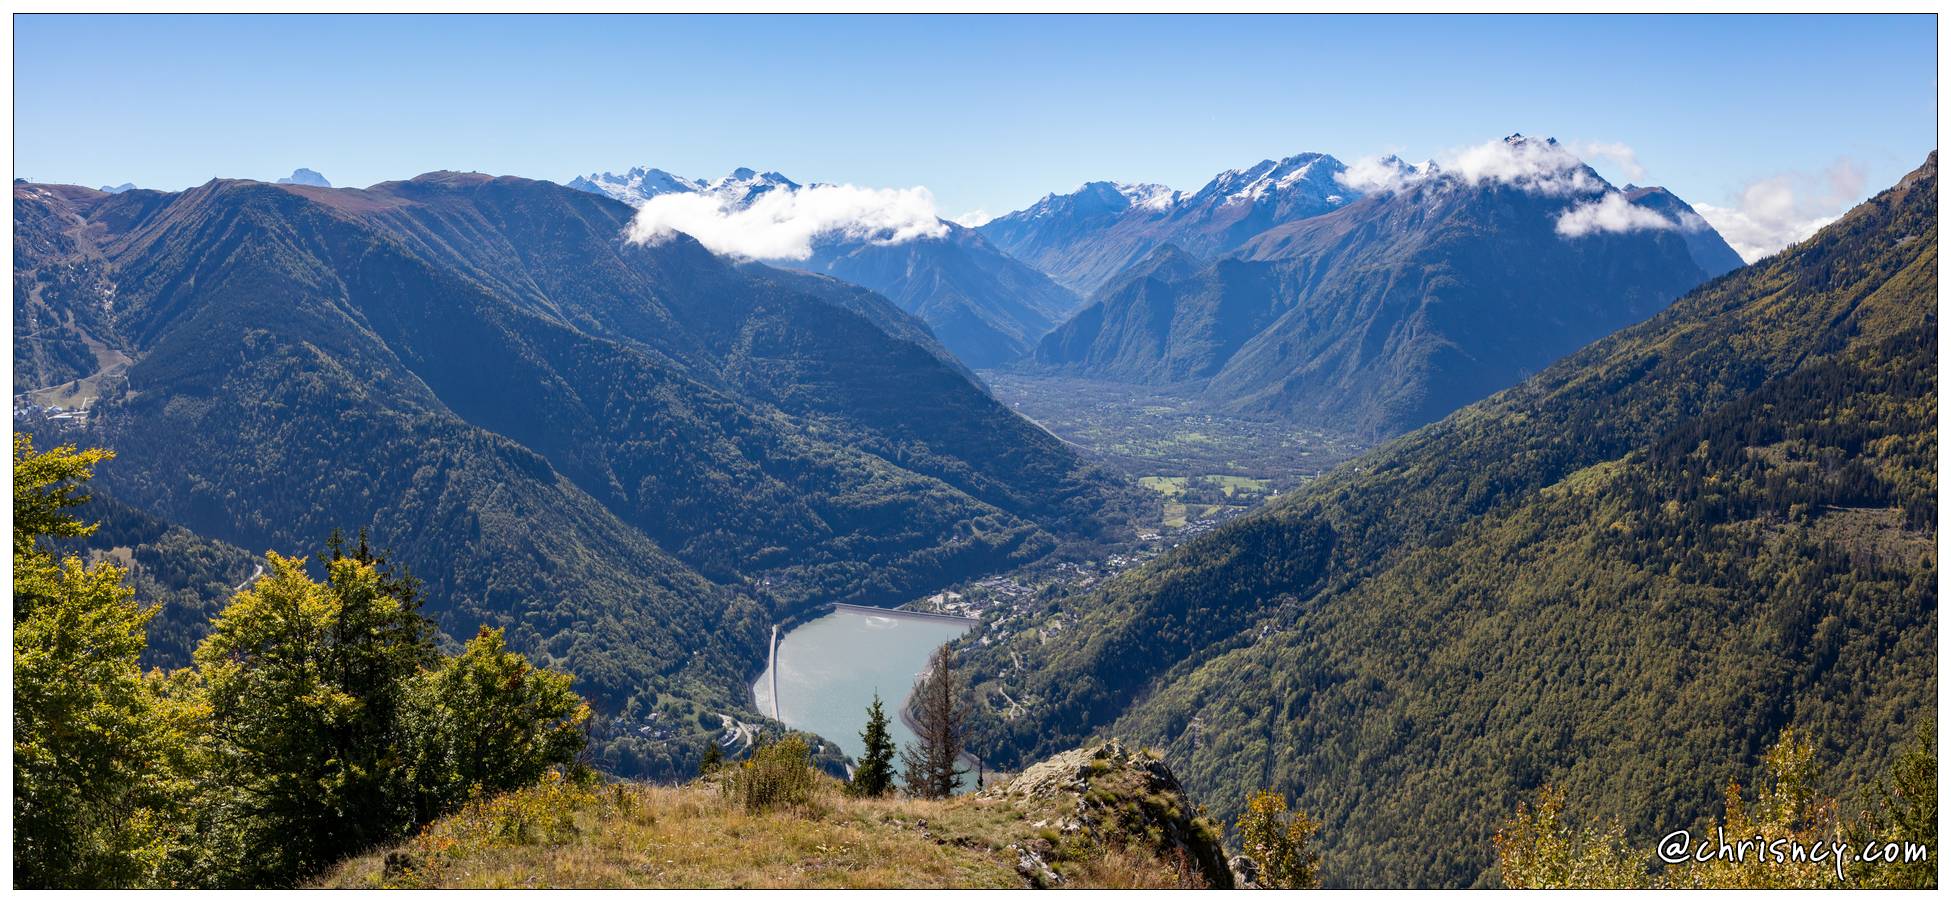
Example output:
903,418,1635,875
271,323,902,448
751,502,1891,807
1204,153,1346,205
1113,182,1180,211
702,168,802,208
567,166,703,207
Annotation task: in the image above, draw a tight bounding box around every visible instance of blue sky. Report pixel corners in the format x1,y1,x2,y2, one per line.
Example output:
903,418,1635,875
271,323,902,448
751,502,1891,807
14,13,1938,252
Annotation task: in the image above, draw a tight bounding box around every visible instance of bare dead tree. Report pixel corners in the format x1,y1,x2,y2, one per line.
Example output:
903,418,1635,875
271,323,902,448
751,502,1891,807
900,643,969,799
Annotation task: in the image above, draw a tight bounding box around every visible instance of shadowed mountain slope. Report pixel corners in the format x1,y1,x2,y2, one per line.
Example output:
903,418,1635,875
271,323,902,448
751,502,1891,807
1031,138,1746,438
13,173,1125,777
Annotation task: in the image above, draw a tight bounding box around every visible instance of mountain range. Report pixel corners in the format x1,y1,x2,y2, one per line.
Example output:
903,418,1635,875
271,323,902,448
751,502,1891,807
568,165,1081,367
14,136,1931,890
979,151,1356,296
1015,137,1748,437
13,171,1127,777
959,153,1938,886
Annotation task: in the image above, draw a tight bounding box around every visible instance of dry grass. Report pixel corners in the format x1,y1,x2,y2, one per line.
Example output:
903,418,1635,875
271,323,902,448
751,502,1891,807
1062,842,1208,890
319,773,1054,889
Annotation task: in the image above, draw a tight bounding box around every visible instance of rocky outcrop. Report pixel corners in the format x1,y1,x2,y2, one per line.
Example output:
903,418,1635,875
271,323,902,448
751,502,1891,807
983,740,1234,888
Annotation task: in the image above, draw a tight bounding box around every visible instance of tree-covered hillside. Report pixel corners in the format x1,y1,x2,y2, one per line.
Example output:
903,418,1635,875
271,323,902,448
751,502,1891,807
12,173,1129,779
960,154,1937,886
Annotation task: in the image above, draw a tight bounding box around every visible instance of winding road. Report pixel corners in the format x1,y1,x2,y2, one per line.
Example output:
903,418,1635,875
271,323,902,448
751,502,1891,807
230,562,265,594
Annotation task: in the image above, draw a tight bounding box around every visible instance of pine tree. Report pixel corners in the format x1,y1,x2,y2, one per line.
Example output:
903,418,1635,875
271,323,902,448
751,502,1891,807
699,739,725,775
847,694,897,797
900,644,968,799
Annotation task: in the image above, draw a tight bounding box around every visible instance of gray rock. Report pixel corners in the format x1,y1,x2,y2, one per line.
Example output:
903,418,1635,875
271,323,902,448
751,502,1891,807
1229,853,1263,889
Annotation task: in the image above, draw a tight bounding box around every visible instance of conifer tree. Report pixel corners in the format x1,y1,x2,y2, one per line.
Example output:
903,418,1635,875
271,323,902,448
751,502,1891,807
847,694,897,797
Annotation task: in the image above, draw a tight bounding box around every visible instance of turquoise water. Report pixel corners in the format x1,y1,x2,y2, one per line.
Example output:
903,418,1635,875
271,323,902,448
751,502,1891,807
753,607,973,763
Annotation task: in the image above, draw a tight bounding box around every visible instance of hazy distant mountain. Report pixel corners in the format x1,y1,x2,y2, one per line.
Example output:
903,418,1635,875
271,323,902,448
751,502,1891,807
14,172,1121,778
274,167,331,187
99,182,136,194
801,220,1078,367
1032,136,1748,438
979,153,1356,295
569,164,1081,367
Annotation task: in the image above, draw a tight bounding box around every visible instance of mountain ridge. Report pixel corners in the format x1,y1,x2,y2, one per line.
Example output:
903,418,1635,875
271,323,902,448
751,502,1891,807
13,171,1127,778
960,152,1938,886
568,164,1081,367
977,151,1357,296
1028,137,1747,437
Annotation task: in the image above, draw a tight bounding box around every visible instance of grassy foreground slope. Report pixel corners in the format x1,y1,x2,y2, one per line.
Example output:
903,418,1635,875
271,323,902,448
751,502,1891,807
320,742,1232,890
961,153,1937,886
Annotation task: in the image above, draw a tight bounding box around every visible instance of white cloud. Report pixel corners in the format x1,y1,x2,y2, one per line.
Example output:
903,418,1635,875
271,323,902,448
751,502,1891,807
1555,192,1679,237
952,209,993,228
1335,155,1419,193
1692,159,1867,262
625,182,949,260
1573,141,1646,183
1334,136,1603,197
1445,137,1601,196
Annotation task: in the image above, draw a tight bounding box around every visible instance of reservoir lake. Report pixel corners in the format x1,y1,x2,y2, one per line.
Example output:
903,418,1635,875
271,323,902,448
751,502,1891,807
752,604,974,762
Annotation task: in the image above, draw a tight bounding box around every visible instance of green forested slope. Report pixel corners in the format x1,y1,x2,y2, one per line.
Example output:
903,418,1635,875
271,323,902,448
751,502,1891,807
962,154,1938,886
12,174,1124,778
51,491,258,670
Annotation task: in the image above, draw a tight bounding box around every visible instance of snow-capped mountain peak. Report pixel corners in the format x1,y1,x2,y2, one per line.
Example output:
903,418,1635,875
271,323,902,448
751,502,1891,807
275,167,332,188
566,164,806,210
1201,152,1347,206
701,168,801,207
565,166,703,206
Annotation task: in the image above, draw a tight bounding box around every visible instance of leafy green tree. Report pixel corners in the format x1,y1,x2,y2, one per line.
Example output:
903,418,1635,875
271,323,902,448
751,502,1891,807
1497,727,1935,890
11,433,595,887
1847,722,1936,889
1671,727,1840,889
11,433,111,565
847,694,897,798
192,549,434,884
12,434,188,888
1494,786,1647,889
402,626,590,821
1234,789,1322,888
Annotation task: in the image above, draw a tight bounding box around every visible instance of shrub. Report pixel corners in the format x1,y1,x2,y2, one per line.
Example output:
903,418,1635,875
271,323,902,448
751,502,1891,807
722,736,819,814
1235,789,1321,889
